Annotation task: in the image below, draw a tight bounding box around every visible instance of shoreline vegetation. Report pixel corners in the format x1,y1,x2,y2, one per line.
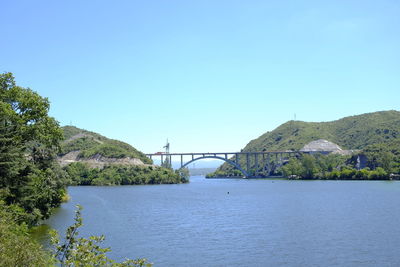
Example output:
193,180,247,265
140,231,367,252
206,153,400,180
64,163,189,186
206,174,400,180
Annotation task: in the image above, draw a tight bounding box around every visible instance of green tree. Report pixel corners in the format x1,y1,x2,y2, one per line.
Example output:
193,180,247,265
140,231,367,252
0,201,53,266
0,72,66,224
281,158,304,178
301,154,318,178
379,151,393,173
64,163,187,186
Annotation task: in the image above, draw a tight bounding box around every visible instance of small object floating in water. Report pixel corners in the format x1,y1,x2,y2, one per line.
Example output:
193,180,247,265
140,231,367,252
227,191,230,194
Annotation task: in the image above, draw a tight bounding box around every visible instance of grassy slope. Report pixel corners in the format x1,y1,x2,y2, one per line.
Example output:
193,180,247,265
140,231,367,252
60,126,152,164
220,110,400,171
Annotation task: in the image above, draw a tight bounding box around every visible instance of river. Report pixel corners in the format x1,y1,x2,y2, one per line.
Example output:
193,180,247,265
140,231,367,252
45,176,400,266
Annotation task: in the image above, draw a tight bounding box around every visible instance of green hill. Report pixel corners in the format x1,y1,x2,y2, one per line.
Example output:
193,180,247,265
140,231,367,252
60,126,152,164
59,126,189,185
243,110,400,152
218,110,400,174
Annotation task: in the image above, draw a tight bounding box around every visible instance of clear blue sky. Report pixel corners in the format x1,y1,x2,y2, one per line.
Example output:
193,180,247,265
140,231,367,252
1,0,399,153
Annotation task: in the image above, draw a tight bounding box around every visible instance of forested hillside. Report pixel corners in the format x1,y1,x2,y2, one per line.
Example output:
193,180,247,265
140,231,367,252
59,126,188,185
215,111,400,177
243,110,400,152
61,125,152,164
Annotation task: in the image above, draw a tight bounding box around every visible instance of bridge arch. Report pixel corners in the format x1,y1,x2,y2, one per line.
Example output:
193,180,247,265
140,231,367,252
179,155,249,177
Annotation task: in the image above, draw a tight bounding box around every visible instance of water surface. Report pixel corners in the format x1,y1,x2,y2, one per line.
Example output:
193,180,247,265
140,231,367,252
45,176,400,266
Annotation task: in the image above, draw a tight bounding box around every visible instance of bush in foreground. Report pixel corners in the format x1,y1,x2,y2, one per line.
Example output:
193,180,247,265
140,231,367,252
50,205,152,267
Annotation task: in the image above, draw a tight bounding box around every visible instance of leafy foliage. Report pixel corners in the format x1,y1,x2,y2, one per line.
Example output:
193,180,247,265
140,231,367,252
360,139,400,173
206,169,245,178
50,205,152,267
64,163,189,186
280,154,391,180
0,201,53,266
0,72,67,225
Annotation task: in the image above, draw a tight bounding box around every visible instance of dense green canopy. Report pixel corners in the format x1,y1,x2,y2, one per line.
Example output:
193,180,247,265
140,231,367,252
0,72,67,225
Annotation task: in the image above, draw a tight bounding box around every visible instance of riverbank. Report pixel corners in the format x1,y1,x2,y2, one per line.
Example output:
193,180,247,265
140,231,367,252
64,163,189,186
207,175,400,180
207,166,399,180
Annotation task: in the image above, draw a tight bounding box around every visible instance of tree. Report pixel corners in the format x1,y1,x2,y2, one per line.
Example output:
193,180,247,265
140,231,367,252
0,72,66,224
301,154,318,178
379,151,393,173
281,158,304,178
0,201,53,266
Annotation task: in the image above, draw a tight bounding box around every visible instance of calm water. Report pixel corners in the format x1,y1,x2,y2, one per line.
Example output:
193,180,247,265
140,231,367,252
45,176,400,266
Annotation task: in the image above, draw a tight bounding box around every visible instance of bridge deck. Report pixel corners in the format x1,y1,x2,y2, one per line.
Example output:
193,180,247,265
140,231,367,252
146,150,333,178
145,151,302,156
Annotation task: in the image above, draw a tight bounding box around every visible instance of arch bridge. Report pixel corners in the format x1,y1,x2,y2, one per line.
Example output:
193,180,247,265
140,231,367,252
145,151,302,178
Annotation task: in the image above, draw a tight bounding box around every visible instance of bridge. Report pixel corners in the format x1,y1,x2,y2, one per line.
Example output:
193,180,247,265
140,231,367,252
145,151,302,178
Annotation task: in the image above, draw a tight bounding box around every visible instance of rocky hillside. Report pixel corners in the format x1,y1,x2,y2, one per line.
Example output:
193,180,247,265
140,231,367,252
219,110,400,171
58,126,152,168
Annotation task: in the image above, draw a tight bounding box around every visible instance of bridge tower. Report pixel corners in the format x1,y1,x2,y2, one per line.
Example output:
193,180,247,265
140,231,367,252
163,139,170,154
162,139,171,169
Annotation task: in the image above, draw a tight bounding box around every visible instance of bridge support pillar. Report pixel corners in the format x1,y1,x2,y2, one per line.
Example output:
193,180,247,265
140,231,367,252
246,153,250,176
255,153,258,176
181,155,183,168
266,153,271,176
